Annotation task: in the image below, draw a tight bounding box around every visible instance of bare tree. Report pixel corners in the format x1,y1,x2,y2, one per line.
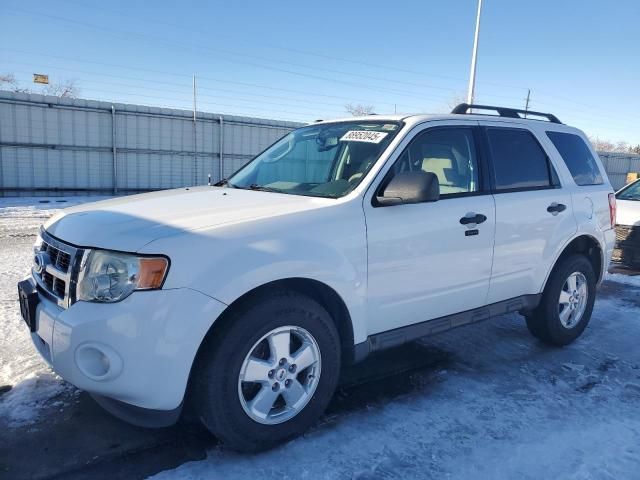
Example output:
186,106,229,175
588,136,640,154
43,79,80,98
0,73,80,98
345,103,375,116
0,73,30,93
447,93,467,111
589,136,615,152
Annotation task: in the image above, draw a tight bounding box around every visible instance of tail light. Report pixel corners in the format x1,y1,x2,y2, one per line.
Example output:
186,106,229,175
608,193,617,228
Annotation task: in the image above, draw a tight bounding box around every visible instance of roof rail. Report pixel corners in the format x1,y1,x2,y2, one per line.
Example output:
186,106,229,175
451,103,562,124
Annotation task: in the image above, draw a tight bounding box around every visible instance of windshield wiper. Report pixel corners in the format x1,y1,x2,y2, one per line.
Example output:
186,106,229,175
247,183,283,193
213,178,239,188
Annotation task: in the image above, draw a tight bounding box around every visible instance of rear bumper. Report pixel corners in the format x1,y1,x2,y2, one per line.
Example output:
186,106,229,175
28,280,227,414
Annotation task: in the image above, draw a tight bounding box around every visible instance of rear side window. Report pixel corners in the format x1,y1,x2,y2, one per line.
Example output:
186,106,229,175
546,131,603,186
486,128,553,191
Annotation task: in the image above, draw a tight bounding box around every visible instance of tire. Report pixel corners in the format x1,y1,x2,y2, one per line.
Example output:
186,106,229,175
192,290,341,452
525,254,596,346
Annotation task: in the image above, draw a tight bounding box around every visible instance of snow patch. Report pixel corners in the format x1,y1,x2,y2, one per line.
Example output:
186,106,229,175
605,271,640,287
0,371,71,427
0,196,104,423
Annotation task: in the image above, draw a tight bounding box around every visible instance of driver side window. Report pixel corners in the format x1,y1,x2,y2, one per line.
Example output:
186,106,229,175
391,127,480,197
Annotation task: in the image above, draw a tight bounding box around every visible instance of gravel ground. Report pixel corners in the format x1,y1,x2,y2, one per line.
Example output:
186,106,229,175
0,197,639,480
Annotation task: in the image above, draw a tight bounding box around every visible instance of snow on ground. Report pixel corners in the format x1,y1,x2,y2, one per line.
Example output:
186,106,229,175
1,197,640,478
606,271,640,287
0,196,107,426
152,294,640,480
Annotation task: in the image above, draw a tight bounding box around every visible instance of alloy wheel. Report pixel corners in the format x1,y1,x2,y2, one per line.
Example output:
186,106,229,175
237,325,321,425
558,271,588,329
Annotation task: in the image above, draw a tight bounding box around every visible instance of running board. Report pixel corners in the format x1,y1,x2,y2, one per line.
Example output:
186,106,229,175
353,294,541,363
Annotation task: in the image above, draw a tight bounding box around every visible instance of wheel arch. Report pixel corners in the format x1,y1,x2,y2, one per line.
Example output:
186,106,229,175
189,277,356,381
542,234,604,292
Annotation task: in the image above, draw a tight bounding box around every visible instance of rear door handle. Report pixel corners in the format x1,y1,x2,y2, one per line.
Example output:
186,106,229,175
547,202,567,215
460,213,487,225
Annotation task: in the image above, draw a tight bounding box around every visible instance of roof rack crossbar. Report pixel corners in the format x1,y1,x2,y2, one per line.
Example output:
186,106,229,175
451,103,562,124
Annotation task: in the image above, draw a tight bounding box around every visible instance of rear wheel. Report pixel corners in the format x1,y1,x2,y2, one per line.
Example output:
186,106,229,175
193,290,341,452
526,254,596,346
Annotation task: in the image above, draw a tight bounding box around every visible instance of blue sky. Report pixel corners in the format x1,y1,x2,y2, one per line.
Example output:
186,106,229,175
1,0,638,143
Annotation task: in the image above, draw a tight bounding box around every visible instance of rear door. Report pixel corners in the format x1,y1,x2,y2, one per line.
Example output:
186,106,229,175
480,122,577,303
544,129,616,271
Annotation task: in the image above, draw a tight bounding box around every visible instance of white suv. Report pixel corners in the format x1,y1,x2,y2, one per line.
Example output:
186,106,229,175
18,104,616,451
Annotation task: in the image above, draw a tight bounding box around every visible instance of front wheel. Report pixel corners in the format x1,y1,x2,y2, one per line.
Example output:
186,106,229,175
526,254,596,346
193,291,341,452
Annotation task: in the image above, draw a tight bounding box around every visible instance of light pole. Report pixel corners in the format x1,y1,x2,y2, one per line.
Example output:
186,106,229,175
466,0,483,105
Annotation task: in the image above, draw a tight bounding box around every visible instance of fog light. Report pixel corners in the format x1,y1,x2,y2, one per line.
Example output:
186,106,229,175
75,343,123,381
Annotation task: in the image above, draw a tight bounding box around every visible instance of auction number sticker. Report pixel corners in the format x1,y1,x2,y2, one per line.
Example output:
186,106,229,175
340,130,388,143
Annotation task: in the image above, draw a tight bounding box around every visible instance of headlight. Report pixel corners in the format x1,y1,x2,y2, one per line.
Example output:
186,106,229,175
77,250,169,303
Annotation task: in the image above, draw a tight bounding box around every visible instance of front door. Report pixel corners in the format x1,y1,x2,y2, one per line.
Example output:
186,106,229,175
364,122,495,335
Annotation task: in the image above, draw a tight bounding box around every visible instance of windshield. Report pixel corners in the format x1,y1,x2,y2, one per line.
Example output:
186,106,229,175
617,180,640,201
227,121,403,198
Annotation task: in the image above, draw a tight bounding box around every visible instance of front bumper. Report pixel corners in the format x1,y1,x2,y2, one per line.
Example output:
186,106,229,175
612,224,640,271
28,278,227,414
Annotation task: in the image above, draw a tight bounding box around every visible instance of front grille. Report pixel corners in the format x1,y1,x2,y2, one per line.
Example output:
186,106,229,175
615,225,634,243
33,229,82,308
612,225,640,269
42,241,72,272
42,271,54,291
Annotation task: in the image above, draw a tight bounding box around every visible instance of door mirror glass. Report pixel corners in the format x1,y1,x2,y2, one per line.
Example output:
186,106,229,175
376,171,440,206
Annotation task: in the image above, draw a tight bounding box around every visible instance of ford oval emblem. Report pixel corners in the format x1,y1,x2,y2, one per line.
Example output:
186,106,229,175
34,252,50,274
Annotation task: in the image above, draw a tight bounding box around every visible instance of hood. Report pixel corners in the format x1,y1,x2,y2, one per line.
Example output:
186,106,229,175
616,199,640,227
45,187,333,251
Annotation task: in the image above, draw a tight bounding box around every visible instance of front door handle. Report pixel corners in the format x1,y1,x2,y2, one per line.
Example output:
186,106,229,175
460,213,487,225
547,202,567,215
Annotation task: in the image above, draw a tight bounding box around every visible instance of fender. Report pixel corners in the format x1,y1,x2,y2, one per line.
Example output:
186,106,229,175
538,231,606,294
140,203,369,345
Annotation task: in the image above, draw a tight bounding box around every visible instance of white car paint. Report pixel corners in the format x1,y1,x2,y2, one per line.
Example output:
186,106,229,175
23,112,616,416
363,119,496,333
616,199,640,227
32,287,225,410
616,180,640,227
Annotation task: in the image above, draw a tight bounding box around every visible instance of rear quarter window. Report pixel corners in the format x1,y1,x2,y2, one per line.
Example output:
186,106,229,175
546,131,604,186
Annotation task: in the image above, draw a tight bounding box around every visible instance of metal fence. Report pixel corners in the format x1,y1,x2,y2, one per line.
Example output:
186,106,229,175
0,91,302,196
598,152,640,190
1,89,638,196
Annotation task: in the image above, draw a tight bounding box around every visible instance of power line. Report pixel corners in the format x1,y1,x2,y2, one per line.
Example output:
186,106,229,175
5,6,628,117
57,0,531,92
7,63,638,136
8,68,358,114
3,8,471,104
3,51,428,110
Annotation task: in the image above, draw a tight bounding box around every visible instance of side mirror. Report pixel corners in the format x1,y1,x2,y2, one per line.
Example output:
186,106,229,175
376,171,440,206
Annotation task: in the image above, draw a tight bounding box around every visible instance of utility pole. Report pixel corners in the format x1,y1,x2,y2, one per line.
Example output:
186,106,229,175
193,74,197,185
466,0,483,106
524,89,531,117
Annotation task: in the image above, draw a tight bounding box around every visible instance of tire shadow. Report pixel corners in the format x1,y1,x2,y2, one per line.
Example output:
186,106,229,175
34,343,453,480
